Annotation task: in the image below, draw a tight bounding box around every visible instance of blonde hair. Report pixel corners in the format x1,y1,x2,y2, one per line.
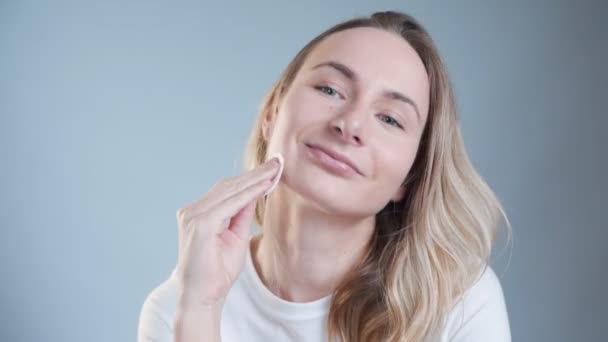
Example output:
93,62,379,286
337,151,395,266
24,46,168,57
242,10,512,342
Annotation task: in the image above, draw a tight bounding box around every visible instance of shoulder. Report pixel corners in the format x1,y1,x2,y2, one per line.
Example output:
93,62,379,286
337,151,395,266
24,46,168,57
459,265,507,310
137,267,180,342
441,265,512,342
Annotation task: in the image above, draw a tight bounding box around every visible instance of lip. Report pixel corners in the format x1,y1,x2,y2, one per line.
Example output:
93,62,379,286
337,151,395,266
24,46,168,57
305,143,363,176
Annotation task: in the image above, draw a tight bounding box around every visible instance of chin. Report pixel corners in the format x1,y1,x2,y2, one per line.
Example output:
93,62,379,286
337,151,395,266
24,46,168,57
282,170,362,216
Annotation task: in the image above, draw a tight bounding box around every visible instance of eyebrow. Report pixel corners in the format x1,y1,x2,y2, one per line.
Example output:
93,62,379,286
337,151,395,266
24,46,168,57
311,60,422,123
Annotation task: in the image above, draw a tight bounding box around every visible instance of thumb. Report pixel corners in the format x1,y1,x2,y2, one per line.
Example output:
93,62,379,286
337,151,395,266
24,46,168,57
227,200,256,241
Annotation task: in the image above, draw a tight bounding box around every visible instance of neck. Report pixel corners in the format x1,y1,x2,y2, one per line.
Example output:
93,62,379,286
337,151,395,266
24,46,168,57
251,186,375,303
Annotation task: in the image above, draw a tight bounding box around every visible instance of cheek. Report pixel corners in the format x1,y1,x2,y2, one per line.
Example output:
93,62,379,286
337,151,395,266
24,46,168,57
373,143,417,189
269,91,331,151
283,87,336,125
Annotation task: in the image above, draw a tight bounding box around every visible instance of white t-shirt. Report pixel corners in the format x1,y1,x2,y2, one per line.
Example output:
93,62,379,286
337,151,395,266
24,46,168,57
138,239,511,342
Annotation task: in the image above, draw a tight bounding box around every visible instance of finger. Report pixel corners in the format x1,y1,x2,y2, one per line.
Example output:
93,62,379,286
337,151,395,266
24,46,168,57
206,179,272,234
225,200,256,242
220,158,280,200
183,159,279,223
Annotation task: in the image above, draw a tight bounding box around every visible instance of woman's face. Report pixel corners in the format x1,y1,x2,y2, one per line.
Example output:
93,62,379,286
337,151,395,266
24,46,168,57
264,27,430,218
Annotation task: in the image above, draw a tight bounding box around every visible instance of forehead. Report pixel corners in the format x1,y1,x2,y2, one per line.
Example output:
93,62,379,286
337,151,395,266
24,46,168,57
301,27,430,117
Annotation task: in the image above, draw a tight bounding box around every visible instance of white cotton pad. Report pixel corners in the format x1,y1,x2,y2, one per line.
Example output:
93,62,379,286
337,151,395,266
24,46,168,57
263,152,284,196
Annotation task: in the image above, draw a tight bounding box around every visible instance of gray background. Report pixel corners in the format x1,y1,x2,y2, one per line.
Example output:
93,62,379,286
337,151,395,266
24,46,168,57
1,0,606,341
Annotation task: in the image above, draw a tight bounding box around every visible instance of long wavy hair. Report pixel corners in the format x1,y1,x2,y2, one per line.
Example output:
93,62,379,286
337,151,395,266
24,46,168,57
242,10,511,342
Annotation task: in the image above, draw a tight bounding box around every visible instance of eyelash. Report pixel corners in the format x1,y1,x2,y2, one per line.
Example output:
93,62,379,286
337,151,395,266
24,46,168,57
314,85,405,130
378,114,404,129
315,85,342,98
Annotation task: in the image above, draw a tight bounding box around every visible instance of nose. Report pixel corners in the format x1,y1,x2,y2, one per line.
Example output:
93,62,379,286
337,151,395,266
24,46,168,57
329,107,368,146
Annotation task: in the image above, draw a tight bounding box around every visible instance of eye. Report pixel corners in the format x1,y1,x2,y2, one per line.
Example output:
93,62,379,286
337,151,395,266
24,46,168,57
378,113,404,129
314,85,342,98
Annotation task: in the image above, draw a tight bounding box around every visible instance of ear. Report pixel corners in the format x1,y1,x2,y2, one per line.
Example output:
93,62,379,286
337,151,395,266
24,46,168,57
262,108,276,142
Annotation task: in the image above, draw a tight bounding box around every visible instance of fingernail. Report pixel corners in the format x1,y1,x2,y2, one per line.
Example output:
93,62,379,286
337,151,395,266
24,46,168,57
264,157,277,166
265,152,283,167
263,152,285,196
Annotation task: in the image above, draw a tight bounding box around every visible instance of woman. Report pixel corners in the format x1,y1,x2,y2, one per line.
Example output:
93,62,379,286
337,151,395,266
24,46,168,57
138,10,512,342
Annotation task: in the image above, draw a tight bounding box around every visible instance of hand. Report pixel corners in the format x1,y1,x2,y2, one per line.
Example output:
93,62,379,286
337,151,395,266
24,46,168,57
175,157,280,308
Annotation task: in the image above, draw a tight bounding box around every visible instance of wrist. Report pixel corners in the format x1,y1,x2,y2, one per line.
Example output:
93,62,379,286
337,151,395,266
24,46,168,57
178,291,225,314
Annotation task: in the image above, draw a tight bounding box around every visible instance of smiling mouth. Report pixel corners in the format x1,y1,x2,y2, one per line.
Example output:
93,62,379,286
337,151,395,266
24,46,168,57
305,143,362,178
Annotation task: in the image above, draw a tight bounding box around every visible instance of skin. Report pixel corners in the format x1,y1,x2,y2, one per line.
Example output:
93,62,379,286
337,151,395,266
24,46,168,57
174,26,431,341
255,26,431,302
